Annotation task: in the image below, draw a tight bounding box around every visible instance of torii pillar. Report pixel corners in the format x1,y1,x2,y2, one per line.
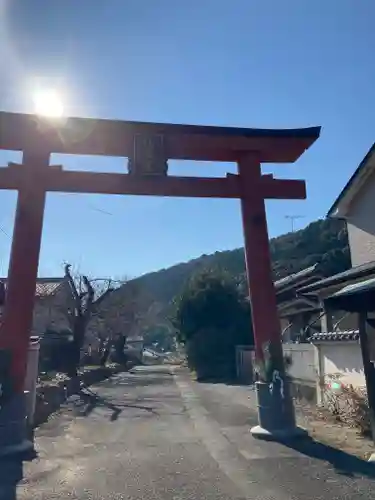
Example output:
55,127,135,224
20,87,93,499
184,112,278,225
238,156,301,438
0,112,320,454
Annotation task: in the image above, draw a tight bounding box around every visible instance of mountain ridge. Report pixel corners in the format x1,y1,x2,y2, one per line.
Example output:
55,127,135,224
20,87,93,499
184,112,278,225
133,218,351,307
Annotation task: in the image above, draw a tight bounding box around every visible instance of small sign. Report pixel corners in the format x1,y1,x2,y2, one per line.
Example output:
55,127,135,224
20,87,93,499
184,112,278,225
128,133,168,176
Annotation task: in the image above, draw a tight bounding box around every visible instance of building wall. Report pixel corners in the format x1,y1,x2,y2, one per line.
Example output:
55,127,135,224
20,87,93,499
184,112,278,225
280,316,297,342
319,285,367,333
346,170,375,266
283,344,316,383
329,310,358,332
320,306,358,333
235,346,254,384
283,341,365,404
280,309,322,343
280,317,290,335
319,342,365,388
31,281,72,335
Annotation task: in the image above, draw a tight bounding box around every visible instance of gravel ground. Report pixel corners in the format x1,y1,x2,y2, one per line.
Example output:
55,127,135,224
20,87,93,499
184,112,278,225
2,365,375,500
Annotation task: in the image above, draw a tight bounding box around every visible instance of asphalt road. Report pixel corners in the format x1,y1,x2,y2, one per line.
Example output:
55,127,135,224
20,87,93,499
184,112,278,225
3,365,375,499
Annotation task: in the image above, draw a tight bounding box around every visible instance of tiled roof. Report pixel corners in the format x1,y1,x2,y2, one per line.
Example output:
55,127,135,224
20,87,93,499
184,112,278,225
298,260,375,294
275,263,319,291
309,330,359,342
0,277,64,298
35,280,64,297
329,276,375,300
245,264,321,302
325,276,375,313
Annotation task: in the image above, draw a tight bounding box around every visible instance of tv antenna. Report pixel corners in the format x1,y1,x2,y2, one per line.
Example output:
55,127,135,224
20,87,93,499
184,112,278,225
285,215,304,232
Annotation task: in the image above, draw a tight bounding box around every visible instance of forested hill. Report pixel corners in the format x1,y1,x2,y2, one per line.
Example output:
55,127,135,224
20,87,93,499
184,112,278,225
133,218,351,306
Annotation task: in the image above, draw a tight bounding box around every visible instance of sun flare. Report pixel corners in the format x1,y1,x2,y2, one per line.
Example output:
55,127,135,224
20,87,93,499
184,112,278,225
33,89,64,118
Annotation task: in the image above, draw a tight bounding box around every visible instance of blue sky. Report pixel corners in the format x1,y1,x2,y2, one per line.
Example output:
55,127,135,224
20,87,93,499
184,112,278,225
0,0,374,279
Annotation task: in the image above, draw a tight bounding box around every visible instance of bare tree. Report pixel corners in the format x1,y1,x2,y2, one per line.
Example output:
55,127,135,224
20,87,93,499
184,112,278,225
92,281,144,364
61,265,167,373
92,282,165,364
63,264,114,376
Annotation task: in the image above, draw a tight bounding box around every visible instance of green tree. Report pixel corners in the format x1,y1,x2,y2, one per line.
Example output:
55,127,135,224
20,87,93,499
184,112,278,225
172,269,253,381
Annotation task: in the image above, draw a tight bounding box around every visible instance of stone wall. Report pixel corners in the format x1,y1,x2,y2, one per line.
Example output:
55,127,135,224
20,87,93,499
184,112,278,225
33,366,121,428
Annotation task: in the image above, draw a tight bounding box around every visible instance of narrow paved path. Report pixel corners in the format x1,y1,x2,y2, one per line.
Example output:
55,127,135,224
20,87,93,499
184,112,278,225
5,365,375,499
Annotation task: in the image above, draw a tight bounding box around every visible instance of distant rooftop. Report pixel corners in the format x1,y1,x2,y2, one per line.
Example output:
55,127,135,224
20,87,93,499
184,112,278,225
309,330,359,343
245,263,321,303
328,142,375,218
0,277,65,298
298,261,375,294
274,264,320,291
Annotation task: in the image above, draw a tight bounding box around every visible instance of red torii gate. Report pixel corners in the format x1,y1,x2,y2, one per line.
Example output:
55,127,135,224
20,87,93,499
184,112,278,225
0,112,320,450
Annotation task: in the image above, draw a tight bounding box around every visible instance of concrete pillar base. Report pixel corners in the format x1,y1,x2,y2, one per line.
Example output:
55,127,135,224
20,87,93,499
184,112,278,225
0,392,34,458
250,424,307,440
0,439,34,458
251,380,306,441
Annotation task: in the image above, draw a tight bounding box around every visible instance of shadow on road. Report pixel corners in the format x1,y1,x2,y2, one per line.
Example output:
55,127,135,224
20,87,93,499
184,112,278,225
193,373,255,388
282,435,375,479
78,386,160,420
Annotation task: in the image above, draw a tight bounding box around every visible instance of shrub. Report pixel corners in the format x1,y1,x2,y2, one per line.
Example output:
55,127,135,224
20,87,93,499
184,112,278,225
172,268,253,381
323,374,371,436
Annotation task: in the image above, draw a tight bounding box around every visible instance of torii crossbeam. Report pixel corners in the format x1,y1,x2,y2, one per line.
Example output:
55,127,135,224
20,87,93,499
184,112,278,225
0,111,320,451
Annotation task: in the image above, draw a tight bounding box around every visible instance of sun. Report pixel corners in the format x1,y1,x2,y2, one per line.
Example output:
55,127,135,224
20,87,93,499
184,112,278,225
33,89,64,118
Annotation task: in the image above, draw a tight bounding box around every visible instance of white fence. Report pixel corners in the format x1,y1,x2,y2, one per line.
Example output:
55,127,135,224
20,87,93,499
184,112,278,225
283,341,366,404
316,342,365,405
283,344,316,383
283,344,316,401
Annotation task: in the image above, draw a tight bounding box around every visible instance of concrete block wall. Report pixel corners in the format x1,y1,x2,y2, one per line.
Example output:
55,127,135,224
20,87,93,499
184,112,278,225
283,341,365,404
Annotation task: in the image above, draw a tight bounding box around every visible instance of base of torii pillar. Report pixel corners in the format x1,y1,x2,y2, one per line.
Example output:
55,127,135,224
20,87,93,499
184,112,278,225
0,392,34,458
250,381,307,440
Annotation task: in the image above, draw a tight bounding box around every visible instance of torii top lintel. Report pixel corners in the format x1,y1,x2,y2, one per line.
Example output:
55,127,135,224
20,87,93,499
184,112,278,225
0,112,320,163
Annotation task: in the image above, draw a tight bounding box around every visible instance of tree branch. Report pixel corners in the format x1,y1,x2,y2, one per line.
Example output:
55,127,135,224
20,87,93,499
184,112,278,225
64,263,80,306
82,275,95,302
93,287,114,309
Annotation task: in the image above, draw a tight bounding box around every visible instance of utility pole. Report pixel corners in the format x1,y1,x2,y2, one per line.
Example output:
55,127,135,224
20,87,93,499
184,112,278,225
285,215,304,233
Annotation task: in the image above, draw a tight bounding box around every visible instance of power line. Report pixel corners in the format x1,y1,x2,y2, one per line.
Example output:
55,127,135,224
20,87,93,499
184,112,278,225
88,204,113,216
285,215,305,233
